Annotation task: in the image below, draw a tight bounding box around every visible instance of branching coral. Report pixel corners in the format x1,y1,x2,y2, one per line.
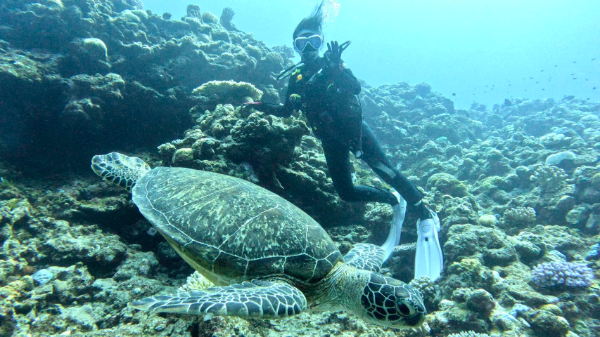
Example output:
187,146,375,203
531,261,594,288
530,165,568,192
503,206,536,226
179,271,213,292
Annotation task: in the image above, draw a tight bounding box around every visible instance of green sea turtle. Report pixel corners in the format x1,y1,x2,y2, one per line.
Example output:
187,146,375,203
91,152,425,329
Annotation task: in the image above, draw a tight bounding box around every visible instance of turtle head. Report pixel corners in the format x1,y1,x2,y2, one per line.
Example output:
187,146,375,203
91,152,151,191
359,273,426,329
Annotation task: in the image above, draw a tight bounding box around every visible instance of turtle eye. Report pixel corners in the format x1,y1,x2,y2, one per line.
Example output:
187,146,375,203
397,299,416,316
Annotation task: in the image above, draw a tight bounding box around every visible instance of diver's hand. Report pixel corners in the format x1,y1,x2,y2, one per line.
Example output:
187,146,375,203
325,40,351,71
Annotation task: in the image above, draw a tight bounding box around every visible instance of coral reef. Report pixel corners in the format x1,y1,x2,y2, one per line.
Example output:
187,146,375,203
545,151,577,166
531,262,594,288
530,165,568,192
0,0,291,170
192,80,263,106
220,7,239,32
447,331,490,337
179,271,213,291
1,0,599,336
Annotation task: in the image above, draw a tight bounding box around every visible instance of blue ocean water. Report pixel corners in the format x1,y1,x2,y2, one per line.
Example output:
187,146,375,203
143,0,600,109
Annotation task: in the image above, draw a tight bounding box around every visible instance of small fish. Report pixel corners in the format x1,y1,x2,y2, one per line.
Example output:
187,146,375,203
592,58,596,61
529,77,533,79
573,61,576,63
593,87,597,90
554,65,558,67
541,70,544,72
536,82,539,84
587,98,590,100
573,78,577,80
452,93,456,96
508,84,512,86
542,88,545,91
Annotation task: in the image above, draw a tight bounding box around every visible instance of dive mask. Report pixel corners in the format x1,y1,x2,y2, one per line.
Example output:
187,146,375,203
294,34,323,52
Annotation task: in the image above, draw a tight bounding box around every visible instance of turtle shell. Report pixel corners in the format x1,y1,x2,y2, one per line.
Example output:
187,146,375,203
132,167,341,285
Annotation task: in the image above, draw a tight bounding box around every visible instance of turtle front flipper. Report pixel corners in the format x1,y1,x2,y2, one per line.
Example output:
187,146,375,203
343,243,386,273
129,280,307,319
91,152,151,190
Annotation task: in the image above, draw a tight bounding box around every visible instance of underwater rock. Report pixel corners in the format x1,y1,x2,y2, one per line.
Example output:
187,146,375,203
444,258,495,293
444,224,517,267
32,269,54,285
40,218,127,270
527,309,570,337
478,214,498,227
172,148,194,166
185,4,201,18
512,232,546,264
545,151,577,166
466,289,496,314
113,251,159,281
565,205,590,226
193,80,263,106
426,173,469,197
201,11,220,24
65,37,111,75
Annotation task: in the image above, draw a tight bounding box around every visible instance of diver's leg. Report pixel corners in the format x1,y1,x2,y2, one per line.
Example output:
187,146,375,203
361,122,443,280
360,122,425,211
321,140,397,205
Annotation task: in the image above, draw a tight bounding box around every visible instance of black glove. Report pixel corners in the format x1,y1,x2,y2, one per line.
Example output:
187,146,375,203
324,40,351,72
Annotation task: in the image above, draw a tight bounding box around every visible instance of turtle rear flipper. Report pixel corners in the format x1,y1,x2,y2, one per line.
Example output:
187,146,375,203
91,152,151,190
129,280,307,319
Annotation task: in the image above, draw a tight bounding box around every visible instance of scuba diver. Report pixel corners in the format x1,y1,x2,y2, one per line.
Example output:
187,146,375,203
243,2,443,281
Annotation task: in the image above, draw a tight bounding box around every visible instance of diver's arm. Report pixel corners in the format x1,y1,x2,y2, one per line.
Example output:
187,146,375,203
337,63,362,95
258,102,293,117
245,78,298,118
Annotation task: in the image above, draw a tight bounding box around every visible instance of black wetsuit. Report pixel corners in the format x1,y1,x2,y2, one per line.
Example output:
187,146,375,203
261,57,424,207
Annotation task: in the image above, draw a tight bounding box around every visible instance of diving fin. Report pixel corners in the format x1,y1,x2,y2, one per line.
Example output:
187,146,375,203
381,190,406,262
414,210,443,281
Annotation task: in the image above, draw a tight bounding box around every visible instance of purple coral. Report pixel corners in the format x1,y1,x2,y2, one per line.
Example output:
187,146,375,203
531,261,594,288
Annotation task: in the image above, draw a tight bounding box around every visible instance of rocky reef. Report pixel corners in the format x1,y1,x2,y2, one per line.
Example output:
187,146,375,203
0,0,289,172
0,0,599,336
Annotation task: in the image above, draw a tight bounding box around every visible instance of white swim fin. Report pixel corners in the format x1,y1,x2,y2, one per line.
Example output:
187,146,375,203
381,190,406,262
414,210,443,280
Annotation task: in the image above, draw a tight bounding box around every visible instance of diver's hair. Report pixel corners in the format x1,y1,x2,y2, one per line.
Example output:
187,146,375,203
293,0,325,39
